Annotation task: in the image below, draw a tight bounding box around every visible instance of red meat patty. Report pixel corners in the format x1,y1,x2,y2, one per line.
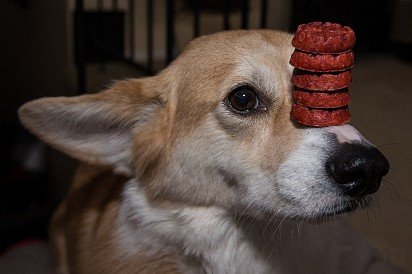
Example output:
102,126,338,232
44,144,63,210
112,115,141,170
291,69,352,91
290,103,351,127
293,87,350,108
290,50,354,72
292,22,356,54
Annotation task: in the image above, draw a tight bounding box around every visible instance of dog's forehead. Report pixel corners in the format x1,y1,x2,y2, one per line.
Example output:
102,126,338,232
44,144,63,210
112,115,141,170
229,40,293,96
167,30,295,129
220,31,294,101
172,30,294,97
190,30,293,69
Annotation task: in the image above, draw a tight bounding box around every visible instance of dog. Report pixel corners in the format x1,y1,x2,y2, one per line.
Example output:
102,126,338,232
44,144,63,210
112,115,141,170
19,30,399,273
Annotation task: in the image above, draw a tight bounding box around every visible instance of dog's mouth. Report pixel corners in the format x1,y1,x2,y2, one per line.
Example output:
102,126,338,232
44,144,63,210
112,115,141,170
313,195,374,219
242,194,375,222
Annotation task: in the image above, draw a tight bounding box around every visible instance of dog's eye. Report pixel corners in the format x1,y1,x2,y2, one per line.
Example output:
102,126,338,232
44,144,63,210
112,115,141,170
227,86,262,114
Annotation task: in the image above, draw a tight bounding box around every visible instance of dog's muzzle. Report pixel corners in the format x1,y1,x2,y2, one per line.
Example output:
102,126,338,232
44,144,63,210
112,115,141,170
325,143,390,197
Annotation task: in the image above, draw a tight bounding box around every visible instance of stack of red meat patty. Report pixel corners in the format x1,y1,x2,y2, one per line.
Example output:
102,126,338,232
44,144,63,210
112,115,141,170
289,22,356,127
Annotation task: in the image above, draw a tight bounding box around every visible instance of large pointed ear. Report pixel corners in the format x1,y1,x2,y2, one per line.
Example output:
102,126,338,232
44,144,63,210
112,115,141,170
19,79,163,175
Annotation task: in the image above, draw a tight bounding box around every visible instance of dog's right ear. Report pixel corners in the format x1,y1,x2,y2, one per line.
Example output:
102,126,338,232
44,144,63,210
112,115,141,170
19,79,164,175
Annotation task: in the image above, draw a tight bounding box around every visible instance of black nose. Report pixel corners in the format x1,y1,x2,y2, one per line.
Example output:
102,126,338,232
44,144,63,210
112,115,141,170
326,143,390,197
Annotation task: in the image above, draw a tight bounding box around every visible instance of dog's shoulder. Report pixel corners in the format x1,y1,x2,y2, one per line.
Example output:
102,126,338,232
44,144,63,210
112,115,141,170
50,165,187,273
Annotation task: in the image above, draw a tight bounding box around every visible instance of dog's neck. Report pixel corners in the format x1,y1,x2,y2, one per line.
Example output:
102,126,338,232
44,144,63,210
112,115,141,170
116,179,286,273
115,179,386,274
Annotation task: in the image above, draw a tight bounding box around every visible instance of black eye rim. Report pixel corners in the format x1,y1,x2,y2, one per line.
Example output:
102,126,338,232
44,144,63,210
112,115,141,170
226,85,267,115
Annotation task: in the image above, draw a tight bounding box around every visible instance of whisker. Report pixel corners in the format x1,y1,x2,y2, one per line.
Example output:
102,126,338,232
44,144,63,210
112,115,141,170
381,182,396,202
376,143,399,150
261,212,277,237
235,200,254,227
244,210,261,235
297,220,302,246
370,205,377,219
383,178,401,201
389,167,399,173
264,215,287,263
376,200,381,215
365,200,371,225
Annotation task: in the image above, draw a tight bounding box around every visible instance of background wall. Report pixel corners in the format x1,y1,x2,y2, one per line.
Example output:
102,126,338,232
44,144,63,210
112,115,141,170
0,0,78,251
0,0,73,122
66,0,292,68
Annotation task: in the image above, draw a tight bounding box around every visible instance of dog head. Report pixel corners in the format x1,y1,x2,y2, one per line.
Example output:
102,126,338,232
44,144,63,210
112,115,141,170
19,30,389,219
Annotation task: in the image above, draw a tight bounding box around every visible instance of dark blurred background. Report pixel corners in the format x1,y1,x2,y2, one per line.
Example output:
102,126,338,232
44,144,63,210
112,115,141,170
1,0,411,272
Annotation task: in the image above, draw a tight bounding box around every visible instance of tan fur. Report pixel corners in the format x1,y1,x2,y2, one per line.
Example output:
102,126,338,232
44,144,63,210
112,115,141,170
137,30,299,205
50,164,183,274
19,30,305,273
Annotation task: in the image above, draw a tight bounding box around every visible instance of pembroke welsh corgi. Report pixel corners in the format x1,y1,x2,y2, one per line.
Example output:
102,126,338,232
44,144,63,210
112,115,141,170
19,30,399,274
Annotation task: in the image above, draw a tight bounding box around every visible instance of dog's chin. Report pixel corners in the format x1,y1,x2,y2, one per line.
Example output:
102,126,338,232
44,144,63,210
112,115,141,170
251,194,376,222
236,193,375,224
302,195,375,221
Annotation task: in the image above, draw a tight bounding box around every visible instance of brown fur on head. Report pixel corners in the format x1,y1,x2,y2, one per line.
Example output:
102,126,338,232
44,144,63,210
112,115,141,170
19,29,379,221
134,30,301,209
20,30,299,212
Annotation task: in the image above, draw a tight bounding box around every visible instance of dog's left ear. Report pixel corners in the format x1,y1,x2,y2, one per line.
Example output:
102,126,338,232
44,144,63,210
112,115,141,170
19,79,163,175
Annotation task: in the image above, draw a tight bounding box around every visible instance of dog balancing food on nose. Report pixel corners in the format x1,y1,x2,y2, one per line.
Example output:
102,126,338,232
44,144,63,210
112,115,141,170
289,22,356,127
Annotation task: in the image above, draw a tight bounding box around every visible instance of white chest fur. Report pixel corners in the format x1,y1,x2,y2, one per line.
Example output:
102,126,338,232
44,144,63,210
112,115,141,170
115,179,280,273
114,179,397,274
